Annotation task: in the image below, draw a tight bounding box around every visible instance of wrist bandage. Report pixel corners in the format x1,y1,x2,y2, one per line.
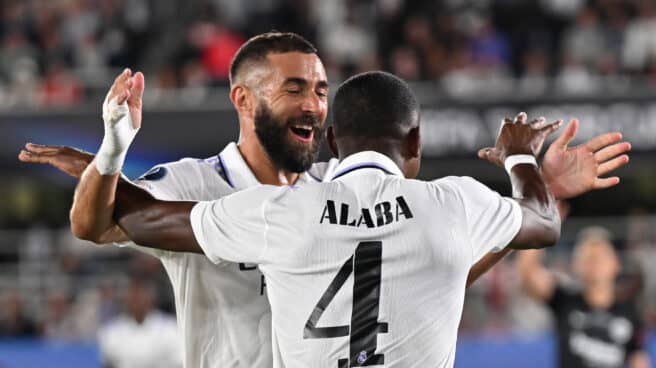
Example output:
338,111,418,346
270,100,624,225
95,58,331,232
96,94,139,175
504,154,537,175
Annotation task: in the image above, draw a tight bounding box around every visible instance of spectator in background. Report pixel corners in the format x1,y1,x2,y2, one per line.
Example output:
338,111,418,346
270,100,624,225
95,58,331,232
98,278,181,368
0,290,37,338
516,227,651,368
561,6,605,68
622,0,656,72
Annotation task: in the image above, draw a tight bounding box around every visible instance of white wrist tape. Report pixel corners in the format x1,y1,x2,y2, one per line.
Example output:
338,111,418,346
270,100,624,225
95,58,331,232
96,95,139,175
504,154,537,175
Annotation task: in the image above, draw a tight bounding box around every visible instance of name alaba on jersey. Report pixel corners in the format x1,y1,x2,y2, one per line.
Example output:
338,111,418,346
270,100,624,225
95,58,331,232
190,151,523,368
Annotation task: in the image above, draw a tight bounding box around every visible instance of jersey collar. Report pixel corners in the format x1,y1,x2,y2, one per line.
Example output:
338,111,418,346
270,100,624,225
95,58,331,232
330,151,404,181
218,142,320,190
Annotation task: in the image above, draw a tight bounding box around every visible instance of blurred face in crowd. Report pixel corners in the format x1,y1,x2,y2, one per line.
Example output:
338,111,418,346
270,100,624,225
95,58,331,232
251,52,328,172
573,239,620,286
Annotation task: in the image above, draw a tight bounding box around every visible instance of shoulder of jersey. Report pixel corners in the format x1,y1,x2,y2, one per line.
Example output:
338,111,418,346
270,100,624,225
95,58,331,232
308,158,340,182
138,157,220,179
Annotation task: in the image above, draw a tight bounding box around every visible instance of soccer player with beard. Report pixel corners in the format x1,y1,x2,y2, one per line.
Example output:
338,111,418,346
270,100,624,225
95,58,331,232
57,70,564,367
74,32,331,368
20,34,631,366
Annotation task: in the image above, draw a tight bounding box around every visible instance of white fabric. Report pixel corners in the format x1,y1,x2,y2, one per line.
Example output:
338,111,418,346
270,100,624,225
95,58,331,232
96,94,138,175
191,151,523,368
98,311,183,368
114,142,338,368
504,154,538,175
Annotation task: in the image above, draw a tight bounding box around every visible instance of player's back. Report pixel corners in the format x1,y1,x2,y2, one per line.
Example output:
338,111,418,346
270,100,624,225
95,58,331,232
193,151,522,367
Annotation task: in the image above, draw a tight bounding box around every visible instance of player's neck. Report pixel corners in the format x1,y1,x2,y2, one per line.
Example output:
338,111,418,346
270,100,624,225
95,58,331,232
237,141,301,186
337,139,405,172
582,282,615,309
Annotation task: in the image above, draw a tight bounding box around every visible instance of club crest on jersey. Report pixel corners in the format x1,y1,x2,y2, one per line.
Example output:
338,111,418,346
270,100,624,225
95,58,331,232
357,351,368,364
319,196,413,228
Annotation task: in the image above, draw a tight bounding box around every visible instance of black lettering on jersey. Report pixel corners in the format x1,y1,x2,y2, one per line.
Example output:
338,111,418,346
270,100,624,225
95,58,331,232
395,196,413,220
320,200,338,224
356,209,375,228
374,202,393,227
239,263,257,271
339,203,356,226
321,196,413,229
260,275,267,296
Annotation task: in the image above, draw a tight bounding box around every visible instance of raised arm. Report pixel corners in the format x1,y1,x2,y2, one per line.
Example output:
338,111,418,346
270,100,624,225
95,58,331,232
466,119,631,286
70,68,144,243
68,69,203,254
493,112,561,250
516,248,556,301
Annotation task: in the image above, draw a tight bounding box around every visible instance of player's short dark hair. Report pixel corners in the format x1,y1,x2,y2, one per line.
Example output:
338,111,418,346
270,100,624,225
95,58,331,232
229,32,318,84
332,71,419,139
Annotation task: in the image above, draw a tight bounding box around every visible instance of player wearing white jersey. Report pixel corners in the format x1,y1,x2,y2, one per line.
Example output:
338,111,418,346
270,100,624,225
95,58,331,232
68,70,566,367
20,34,631,368
108,144,334,367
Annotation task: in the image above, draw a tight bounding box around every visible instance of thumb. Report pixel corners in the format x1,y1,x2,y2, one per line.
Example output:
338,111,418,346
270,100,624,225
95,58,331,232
477,147,502,166
551,118,578,150
129,72,145,104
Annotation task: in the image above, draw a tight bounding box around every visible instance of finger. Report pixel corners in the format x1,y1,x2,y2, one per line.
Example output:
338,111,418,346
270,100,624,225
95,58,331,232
530,117,546,129
598,154,630,176
593,176,621,190
585,131,623,152
540,119,564,137
514,112,527,124
131,72,145,98
117,90,130,105
109,68,132,100
594,142,632,162
551,118,578,150
25,143,60,154
18,150,50,164
477,147,502,165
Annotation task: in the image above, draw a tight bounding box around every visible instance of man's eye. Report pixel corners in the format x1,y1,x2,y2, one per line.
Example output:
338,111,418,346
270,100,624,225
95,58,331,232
287,90,301,94
317,91,328,97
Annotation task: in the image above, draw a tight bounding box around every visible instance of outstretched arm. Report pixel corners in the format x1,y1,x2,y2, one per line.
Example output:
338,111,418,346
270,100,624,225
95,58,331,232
466,119,630,286
18,144,130,243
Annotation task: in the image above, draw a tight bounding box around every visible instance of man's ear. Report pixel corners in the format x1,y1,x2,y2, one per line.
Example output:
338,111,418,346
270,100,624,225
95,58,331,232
230,84,255,119
405,126,421,159
326,126,338,157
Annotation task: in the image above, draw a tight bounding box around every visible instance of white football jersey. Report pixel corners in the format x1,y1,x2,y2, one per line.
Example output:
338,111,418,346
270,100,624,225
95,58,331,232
117,142,338,368
190,151,522,368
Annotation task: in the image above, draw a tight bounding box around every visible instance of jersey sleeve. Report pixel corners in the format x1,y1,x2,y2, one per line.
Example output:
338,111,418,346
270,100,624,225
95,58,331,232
435,176,522,264
189,186,280,265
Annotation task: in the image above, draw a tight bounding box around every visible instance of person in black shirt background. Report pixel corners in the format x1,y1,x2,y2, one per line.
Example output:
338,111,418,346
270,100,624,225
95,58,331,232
517,227,651,368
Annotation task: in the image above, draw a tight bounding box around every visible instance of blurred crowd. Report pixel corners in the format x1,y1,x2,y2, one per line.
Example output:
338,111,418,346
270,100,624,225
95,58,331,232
3,0,656,108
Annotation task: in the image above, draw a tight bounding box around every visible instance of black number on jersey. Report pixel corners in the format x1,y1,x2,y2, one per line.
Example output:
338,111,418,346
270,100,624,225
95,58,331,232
304,241,388,367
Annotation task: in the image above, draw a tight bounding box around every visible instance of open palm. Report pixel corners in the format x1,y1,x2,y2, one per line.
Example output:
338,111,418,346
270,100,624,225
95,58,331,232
541,119,630,199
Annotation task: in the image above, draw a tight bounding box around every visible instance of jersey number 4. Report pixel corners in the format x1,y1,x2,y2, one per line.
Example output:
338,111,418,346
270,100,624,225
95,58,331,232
304,241,388,367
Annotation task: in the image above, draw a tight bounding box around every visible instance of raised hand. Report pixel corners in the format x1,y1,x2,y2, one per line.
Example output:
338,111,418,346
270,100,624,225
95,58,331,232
18,143,94,178
479,112,563,166
97,68,145,175
540,119,630,199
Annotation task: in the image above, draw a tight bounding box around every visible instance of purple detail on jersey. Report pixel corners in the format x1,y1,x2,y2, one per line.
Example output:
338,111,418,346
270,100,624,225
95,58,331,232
357,351,368,364
330,163,395,181
216,154,234,188
306,170,321,182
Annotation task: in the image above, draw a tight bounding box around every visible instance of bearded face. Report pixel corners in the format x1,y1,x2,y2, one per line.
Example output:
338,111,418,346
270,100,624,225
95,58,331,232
254,101,324,173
